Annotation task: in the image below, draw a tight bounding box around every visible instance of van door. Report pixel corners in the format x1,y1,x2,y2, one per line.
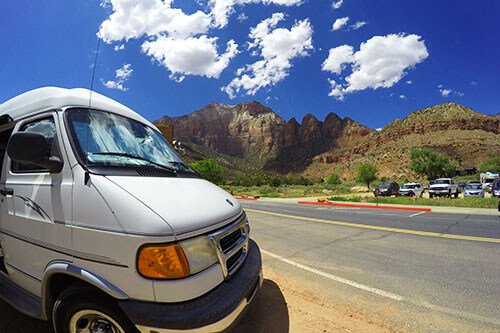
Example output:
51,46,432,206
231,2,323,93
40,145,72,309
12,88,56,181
0,126,15,274
1,112,73,296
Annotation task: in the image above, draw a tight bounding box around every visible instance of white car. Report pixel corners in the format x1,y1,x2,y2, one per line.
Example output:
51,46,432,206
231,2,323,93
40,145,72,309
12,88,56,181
398,182,424,197
464,183,485,198
0,87,262,333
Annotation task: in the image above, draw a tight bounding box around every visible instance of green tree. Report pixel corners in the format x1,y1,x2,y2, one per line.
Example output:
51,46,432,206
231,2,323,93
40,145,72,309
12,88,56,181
409,148,455,180
478,157,500,173
326,173,341,185
189,158,224,184
356,163,378,188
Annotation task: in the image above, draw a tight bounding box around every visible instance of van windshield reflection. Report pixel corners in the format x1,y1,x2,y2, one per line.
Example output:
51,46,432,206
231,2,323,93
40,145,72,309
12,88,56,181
66,108,190,172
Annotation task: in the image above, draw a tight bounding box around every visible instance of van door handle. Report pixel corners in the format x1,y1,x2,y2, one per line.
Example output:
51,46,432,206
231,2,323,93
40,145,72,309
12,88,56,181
0,187,14,196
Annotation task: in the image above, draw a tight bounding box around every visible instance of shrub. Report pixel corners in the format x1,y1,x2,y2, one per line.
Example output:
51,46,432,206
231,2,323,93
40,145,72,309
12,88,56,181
189,158,224,184
326,173,342,185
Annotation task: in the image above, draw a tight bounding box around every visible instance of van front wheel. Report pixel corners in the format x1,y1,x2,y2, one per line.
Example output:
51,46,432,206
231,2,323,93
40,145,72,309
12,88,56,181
52,284,137,333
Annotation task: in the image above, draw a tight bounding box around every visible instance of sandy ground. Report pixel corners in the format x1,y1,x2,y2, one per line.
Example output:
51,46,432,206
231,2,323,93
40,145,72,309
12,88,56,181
234,266,403,333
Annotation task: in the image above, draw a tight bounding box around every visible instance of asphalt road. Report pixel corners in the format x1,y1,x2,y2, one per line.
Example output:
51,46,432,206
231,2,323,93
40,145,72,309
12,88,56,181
240,200,500,331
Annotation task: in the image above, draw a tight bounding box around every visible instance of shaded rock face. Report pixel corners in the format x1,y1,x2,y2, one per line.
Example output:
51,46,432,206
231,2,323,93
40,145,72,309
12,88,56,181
155,102,371,163
155,101,286,156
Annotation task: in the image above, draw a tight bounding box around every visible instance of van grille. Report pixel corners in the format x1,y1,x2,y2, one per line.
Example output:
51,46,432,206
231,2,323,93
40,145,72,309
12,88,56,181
208,212,248,278
226,248,243,272
220,229,242,254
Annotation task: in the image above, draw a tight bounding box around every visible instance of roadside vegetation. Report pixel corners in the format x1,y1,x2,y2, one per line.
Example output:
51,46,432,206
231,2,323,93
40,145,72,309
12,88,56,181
190,156,499,209
328,196,499,209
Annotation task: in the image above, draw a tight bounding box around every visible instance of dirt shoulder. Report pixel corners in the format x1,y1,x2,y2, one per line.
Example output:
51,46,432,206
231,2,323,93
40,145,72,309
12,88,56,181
234,266,403,333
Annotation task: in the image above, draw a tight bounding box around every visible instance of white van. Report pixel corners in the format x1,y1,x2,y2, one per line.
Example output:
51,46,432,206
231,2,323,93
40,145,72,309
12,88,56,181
0,87,262,333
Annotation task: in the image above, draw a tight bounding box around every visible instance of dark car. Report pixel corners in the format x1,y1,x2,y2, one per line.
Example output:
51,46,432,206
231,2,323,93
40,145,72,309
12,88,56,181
373,182,400,197
458,182,466,190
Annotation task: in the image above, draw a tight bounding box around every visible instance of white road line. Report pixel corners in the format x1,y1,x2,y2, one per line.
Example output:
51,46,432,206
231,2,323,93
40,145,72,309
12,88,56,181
409,211,426,218
260,249,404,301
261,248,500,326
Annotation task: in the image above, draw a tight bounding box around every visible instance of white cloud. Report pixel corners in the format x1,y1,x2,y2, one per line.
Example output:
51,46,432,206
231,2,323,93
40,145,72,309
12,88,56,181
102,63,133,91
237,13,248,22
321,45,353,74
332,0,343,9
438,86,463,97
209,0,303,28
114,44,125,51
222,13,313,98
440,88,451,97
98,0,244,81
322,33,429,100
399,94,406,99
350,21,367,30
98,0,211,42
142,35,239,80
332,17,349,31
470,81,477,86
406,80,412,84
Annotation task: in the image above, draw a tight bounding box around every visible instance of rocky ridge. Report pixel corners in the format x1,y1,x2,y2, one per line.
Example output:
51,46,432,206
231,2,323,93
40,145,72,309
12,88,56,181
154,102,500,179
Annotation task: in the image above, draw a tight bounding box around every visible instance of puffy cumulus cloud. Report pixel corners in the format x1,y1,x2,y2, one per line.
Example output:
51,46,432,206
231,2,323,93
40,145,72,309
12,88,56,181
322,33,429,100
142,35,239,80
209,0,303,28
350,21,367,30
332,0,343,9
399,94,406,99
102,64,133,91
332,17,349,31
98,0,211,42
98,0,243,81
222,13,313,98
406,80,412,84
321,45,353,74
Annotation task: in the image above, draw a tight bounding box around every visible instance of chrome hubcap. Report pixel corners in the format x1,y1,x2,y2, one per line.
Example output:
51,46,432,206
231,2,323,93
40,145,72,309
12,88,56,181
69,310,124,333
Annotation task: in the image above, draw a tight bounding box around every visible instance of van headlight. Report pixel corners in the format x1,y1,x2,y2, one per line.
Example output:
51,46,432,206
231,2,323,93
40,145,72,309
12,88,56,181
137,236,218,279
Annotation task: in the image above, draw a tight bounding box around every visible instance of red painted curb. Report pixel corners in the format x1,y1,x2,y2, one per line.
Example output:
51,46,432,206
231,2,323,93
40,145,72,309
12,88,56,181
298,201,431,212
235,197,258,201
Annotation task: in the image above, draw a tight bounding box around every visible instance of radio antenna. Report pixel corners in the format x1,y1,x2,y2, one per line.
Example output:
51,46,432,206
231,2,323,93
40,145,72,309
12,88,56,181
85,37,101,183
89,37,101,108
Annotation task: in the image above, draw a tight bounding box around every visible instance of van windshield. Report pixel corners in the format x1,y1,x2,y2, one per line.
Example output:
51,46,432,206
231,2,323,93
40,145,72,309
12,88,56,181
65,108,191,172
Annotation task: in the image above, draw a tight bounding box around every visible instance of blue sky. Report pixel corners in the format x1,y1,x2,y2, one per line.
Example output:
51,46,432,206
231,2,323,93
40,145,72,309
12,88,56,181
1,0,499,129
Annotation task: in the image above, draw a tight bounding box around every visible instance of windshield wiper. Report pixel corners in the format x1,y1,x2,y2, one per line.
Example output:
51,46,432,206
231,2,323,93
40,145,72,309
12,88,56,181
92,152,177,173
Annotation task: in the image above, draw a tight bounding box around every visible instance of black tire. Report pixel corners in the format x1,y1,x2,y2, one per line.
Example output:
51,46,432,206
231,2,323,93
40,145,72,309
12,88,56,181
409,191,415,197
52,283,138,333
429,193,433,198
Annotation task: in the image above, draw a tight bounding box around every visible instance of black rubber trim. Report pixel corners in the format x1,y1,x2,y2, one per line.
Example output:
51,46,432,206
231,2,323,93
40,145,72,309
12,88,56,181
118,239,262,330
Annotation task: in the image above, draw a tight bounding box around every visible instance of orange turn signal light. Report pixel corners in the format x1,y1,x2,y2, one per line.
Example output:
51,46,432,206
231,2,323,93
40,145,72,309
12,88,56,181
137,244,190,279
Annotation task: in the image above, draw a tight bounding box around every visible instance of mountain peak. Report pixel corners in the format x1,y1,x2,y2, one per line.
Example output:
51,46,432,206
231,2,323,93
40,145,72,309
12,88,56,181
384,102,483,131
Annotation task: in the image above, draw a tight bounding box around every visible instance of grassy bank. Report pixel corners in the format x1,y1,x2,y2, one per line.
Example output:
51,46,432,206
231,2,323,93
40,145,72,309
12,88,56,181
221,182,358,199
328,196,499,209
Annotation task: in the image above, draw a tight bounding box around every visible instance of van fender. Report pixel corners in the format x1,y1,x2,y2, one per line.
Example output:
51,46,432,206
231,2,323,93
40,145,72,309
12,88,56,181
41,261,129,319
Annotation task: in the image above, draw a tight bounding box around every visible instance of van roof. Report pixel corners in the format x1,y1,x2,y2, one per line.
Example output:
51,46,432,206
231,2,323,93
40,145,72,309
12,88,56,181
0,87,155,129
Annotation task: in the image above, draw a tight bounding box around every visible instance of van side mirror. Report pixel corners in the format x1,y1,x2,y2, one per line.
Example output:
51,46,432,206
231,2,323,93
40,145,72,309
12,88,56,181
7,132,63,173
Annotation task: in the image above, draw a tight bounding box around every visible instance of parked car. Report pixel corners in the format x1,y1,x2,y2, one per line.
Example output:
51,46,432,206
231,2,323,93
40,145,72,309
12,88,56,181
428,178,459,198
492,179,500,198
464,183,484,198
373,182,400,196
398,182,424,197
458,182,467,190
0,87,263,333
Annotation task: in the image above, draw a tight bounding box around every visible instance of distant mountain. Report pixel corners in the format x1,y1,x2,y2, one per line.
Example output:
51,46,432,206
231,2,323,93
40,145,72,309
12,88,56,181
154,101,372,173
155,102,500,179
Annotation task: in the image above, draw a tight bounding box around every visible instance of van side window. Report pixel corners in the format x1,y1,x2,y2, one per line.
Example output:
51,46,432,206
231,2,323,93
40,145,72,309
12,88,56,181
11,117,59,173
